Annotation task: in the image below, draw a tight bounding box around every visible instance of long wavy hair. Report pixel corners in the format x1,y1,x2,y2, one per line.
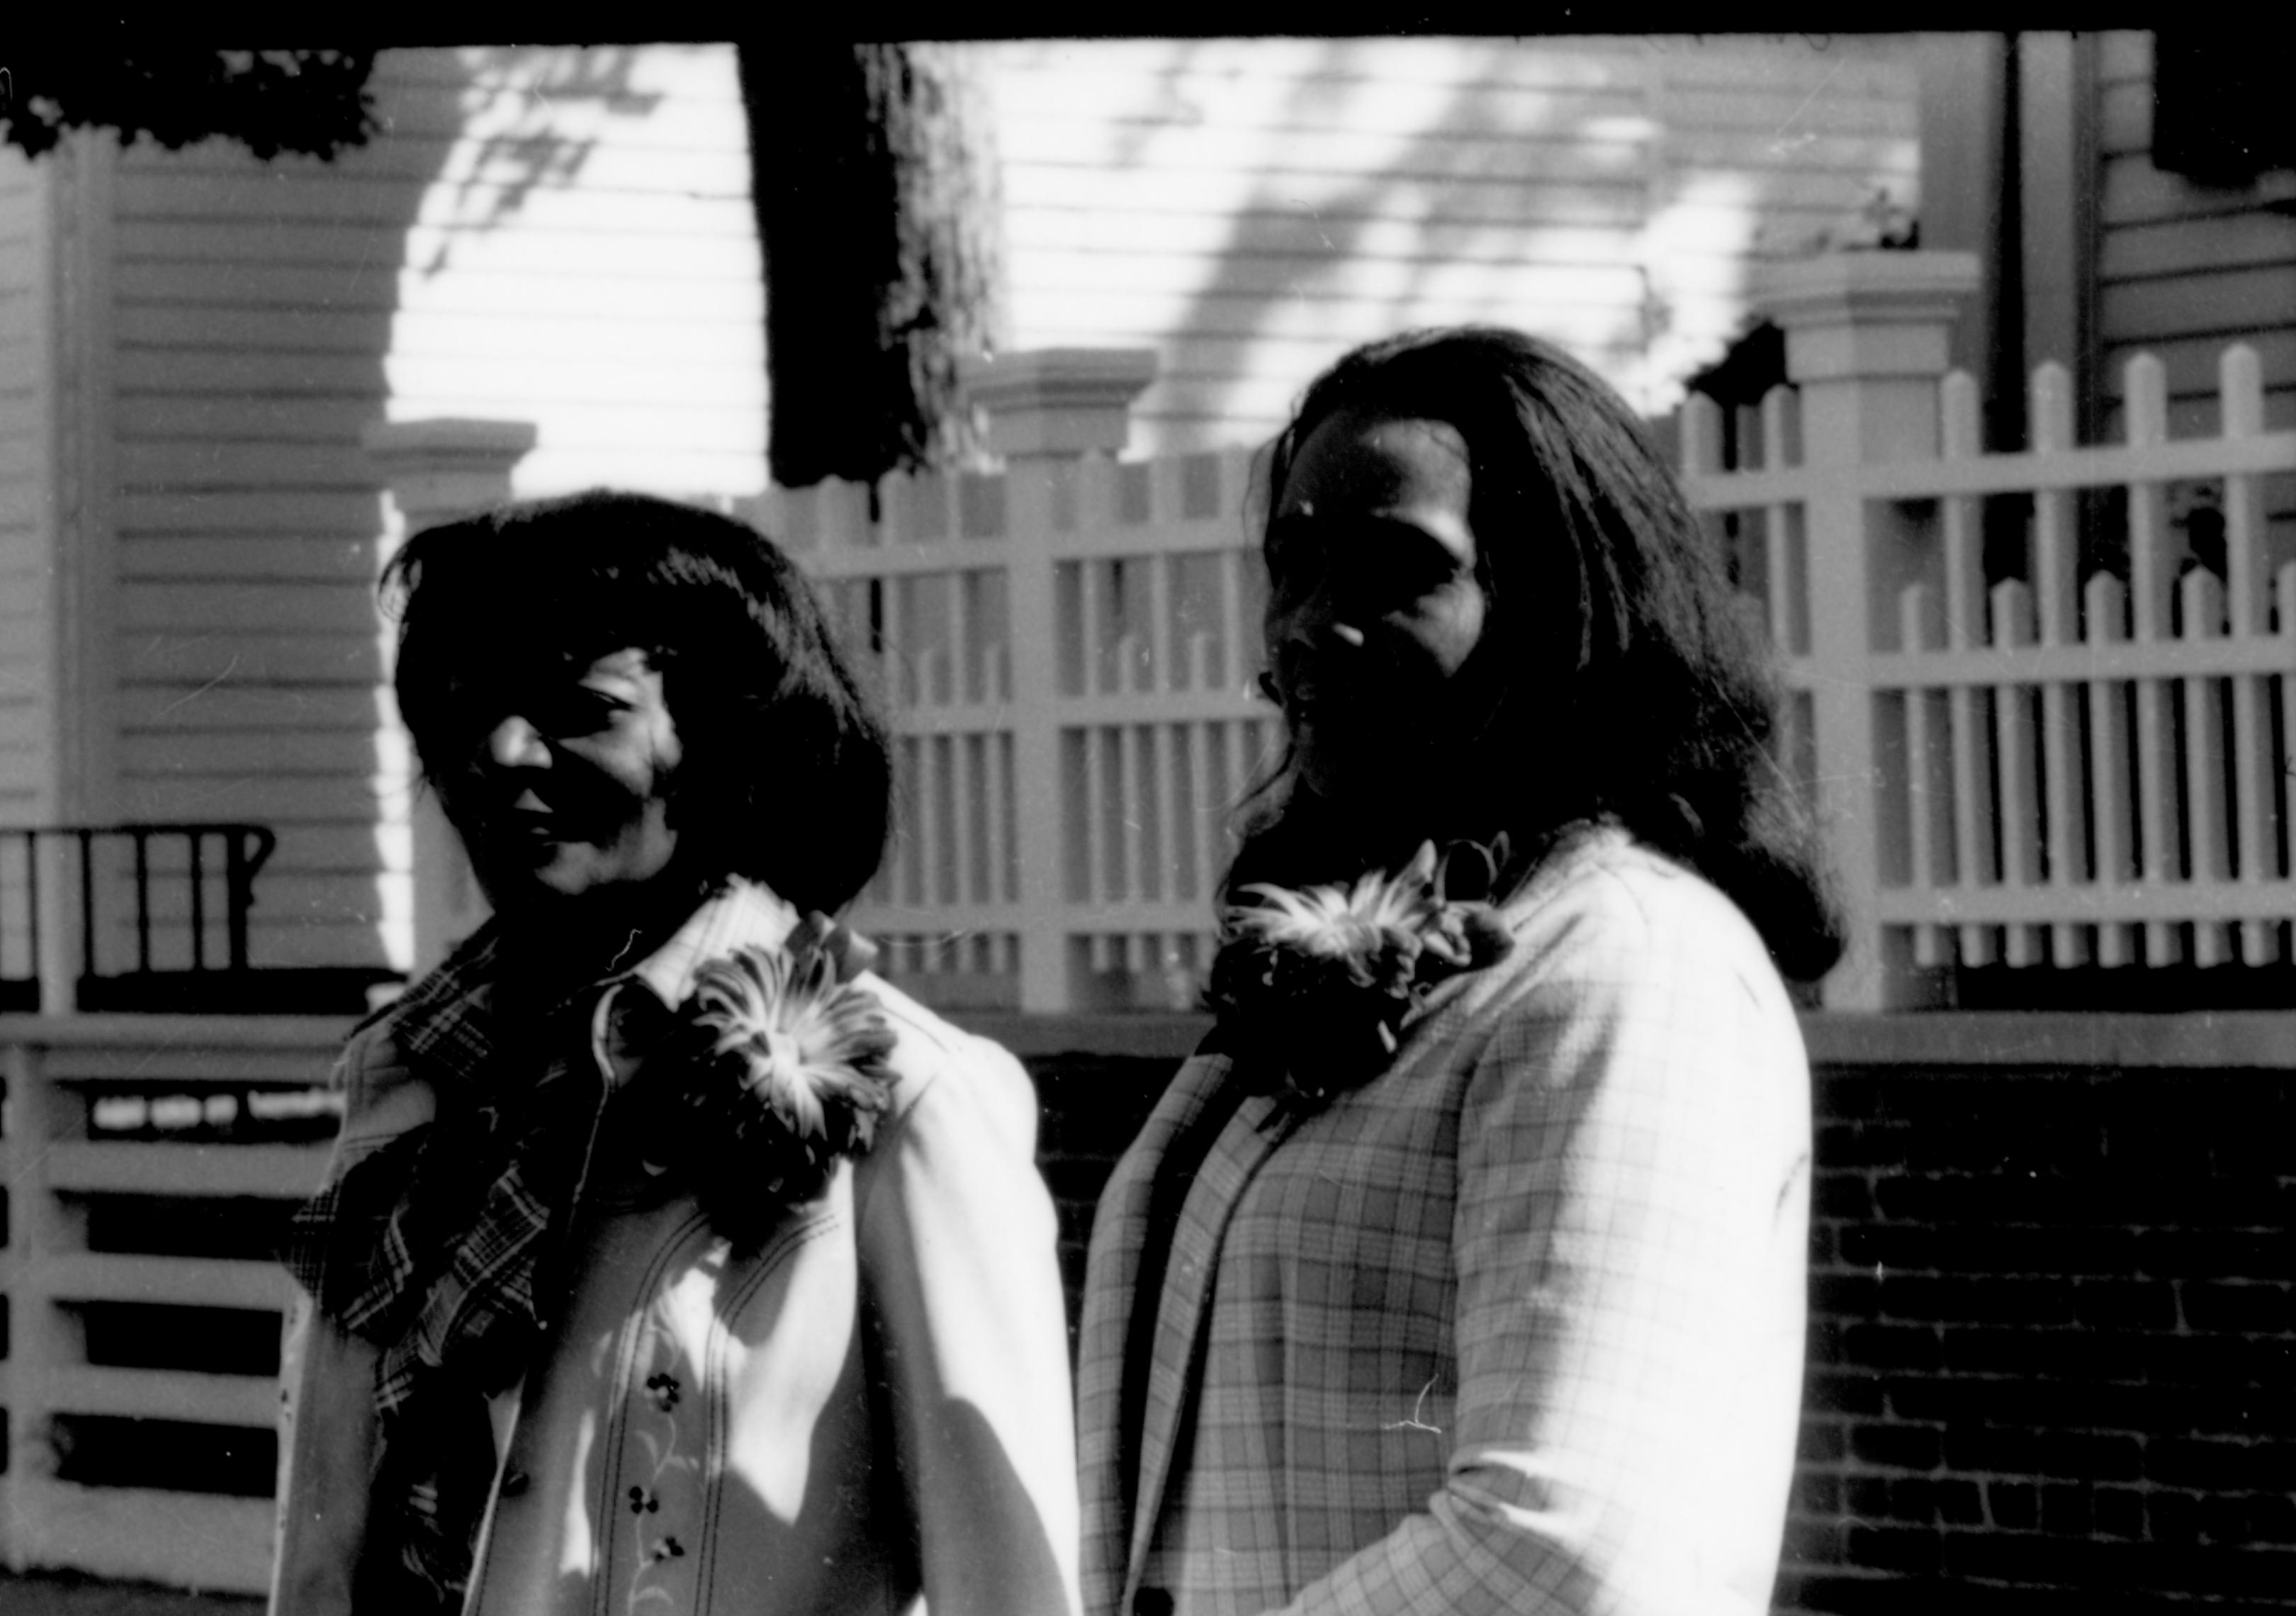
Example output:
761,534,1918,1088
1229,326,1842,982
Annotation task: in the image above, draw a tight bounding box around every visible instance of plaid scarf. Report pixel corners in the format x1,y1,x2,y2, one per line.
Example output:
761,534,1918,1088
280,887,871,1611
281,924,633,1611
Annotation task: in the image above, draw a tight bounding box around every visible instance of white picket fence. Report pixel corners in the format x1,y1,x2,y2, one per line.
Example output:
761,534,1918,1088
1683,323,2296,1004
745,440,1283,1015
741,253,2296,1012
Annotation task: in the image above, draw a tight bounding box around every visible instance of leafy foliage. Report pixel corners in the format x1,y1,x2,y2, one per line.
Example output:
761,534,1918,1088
0,48,377,161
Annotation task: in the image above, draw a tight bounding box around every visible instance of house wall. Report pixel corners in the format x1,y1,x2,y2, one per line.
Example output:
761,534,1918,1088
0,150,55,829
89,45,765,982
2092,30,2296,441
984,35,1922,453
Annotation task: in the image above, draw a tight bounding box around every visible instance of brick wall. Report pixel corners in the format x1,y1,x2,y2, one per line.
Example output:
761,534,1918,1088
980,1011,2296,1613
1784,1016,2296,1614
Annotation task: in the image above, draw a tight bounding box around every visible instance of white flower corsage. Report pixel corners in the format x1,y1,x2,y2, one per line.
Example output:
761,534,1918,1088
655,926,896,1247
1206,841,1513,1104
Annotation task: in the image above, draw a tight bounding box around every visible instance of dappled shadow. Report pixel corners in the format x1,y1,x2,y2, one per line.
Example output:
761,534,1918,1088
1115,38,1911,442
417,46,658,274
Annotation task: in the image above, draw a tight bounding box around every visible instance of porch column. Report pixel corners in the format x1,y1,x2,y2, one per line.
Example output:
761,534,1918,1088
361,420,537,982
1752,250,1981,1008
957,349,1157,1013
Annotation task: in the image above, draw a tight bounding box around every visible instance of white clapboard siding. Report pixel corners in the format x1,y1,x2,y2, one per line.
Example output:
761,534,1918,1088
2091,30,2296,443
0,148,52,824
986,35,1919,451
104,44,767,978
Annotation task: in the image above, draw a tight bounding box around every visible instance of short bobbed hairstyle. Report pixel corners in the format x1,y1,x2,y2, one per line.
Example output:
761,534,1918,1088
385,490,892,917
1241,325,1842,982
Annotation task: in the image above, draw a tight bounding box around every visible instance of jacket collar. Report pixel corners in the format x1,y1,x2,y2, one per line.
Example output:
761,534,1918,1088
381,878,803,1095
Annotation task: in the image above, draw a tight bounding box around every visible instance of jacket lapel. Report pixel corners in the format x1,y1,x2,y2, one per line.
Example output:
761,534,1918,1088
1120,1085,1293,1599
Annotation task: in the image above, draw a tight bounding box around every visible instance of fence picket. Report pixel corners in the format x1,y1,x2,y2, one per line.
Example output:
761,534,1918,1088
1682,393,1724,475
2082,575,2138,967
1993,582,2046,965
1942,371,1985,651
2180,571,2234,965
775,334,2296,1012
1899,585,1949,967
2031,361,2079,646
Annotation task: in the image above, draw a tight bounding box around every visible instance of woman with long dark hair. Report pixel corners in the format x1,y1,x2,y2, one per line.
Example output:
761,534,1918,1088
272,492,1079,1616
1078,328,1838,1615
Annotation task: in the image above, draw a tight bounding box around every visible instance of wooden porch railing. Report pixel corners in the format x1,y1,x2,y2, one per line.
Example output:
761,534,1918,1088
0,824,277,1015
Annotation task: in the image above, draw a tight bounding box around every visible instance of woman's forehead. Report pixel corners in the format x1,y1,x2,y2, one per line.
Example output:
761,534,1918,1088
440,636,657,689
1281,411,1470,515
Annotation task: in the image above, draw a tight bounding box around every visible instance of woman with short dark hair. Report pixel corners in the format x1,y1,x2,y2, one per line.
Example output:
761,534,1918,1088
1078,328,1838,1615
273,491,1080,1616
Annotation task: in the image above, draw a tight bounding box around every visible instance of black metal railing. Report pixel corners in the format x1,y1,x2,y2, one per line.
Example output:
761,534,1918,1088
0,823,277,1011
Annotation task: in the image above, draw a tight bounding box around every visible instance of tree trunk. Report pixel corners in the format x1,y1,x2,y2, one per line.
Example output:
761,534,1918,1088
736,42,1006,490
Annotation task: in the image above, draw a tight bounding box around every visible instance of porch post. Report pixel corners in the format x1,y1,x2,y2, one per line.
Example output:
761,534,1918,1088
1751,250,1982,1008
361,420,538,983
958,349,1157,1013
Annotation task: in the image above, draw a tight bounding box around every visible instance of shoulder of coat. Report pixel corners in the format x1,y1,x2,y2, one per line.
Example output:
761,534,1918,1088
852,971,1032,1122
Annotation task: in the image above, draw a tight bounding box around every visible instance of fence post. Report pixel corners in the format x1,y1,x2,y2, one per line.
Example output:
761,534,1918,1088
1750,250,1981,1009
361,420,539,983
959,350,1158,1012
1,1036,77,1570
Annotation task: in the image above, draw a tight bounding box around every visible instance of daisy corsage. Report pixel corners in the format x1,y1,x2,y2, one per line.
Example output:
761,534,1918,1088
658,926,896,1248
1206,840,1513,1105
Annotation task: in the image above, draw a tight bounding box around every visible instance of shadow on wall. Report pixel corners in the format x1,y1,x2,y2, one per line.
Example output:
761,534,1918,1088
101,48,663,1008
1135,37,1910,445
88,55,477,1011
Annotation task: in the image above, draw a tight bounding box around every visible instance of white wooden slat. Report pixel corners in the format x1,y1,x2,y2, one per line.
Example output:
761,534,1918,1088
2086,585,2139,965
1898,587,1947,968
1993,583,2044,967
1947,664,1997,966
1680,393,1723,475
1125,724,1151,903
2180,571,2232,967
2126,354,2174,645
39,1364,278,1428
1940,370,1986,655
950,567,977,708
43,1142,330,1198
1874,880,2296,927
950,731,977,907
1080,559,1108,697
2232,665,2277,963
1170,722,1201,905
1093,725,1122,903
1147,549,1175,697
881,569,911,713
38,1252,296,1312
2030,361,2079,647
925,734,952,911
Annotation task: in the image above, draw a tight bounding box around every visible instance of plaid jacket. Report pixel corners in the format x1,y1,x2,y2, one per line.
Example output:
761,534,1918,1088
1078,829,1812,1616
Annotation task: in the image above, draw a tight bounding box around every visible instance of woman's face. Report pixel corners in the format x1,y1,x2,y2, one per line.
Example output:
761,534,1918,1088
439,645,686,914
1264,410,1492,804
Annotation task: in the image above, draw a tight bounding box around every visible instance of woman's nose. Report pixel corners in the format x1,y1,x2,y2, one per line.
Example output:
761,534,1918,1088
487,714,550,768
